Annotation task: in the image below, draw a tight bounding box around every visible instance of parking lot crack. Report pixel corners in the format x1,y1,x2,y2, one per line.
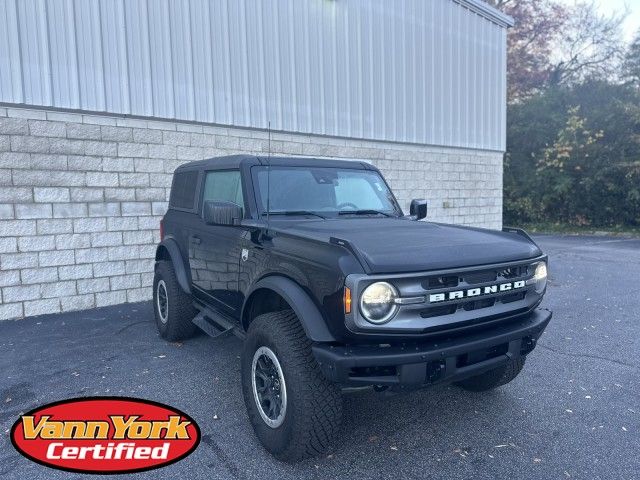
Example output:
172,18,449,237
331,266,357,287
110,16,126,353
116,321,148,335
201,433,246,480
537,342,638,370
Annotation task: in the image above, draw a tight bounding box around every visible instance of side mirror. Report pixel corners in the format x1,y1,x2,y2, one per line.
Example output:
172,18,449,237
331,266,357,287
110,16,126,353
410,199,428,220
203,200,243,226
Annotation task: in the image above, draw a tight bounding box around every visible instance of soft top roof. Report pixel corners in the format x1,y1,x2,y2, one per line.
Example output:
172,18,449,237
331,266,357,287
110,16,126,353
174,155,376,172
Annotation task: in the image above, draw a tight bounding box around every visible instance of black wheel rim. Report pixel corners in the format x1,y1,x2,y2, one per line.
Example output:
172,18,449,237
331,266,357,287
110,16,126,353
251,346,287,428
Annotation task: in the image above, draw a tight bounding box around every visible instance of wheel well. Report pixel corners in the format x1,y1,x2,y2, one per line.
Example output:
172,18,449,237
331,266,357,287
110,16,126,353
242,288,292,331
155,245,170,262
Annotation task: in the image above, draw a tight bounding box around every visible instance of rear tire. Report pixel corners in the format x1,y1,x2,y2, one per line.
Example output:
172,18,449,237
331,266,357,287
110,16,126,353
241,310,342,461
455,357,526,392
153,260,197,341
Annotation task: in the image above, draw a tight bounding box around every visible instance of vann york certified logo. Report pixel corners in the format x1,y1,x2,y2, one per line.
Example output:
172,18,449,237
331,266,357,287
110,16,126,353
10,396,201,474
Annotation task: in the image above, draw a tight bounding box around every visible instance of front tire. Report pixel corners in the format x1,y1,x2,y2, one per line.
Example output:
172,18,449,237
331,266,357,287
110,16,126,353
241,310,342,461
455,357,526,392
153,260,197,341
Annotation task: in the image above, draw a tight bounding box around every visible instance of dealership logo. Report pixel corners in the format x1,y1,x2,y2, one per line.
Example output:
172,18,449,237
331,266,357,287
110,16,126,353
429,280,526,303
10,397,200,474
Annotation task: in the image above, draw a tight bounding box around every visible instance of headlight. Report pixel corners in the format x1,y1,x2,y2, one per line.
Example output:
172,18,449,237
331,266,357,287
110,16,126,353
359,282,399,324
533,262,548,293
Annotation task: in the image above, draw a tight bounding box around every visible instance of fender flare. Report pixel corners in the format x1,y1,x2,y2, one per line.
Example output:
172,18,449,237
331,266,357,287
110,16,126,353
155,238,191,294
242,276,336,342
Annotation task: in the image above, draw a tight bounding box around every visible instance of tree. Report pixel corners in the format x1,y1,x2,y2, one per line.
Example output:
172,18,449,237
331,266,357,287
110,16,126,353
624,29,640,86
487,1,639,227
535,106,604,224
549,2,627,86
504,82,640,227
486,0,568,100
487,1,626,101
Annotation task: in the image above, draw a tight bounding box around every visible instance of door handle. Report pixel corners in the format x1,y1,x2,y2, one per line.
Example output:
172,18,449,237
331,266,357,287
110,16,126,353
192,236,201,245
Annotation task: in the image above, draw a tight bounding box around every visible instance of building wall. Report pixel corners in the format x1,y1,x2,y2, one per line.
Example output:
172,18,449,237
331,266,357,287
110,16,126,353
0,106,502,320
0,0,510,151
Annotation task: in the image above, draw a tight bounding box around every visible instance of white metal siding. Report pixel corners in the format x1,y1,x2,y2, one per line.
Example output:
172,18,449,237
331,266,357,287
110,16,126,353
0,0,509,151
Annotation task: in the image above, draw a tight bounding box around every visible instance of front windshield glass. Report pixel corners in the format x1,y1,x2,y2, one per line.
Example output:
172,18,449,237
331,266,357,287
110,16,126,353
252,166,401,216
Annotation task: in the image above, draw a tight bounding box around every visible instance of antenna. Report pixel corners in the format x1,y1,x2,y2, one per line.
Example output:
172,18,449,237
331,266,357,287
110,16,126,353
266,121,271,231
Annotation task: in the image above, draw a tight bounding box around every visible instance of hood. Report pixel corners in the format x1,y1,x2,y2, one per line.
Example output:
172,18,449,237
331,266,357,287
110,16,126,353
272,218,542,273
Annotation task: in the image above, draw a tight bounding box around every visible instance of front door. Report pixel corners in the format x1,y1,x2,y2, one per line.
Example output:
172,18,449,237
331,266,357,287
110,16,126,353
189,169,246,318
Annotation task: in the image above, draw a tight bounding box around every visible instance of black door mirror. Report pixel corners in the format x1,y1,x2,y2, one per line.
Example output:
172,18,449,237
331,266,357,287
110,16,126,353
410,199,428,220
203,200,243,226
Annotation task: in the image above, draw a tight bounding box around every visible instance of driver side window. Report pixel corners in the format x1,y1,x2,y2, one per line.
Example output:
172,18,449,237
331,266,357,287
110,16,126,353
203,170,244,207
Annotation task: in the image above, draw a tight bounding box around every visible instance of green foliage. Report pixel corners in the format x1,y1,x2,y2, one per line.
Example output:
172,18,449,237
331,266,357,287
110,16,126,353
498,2,640,228
504,81,640,227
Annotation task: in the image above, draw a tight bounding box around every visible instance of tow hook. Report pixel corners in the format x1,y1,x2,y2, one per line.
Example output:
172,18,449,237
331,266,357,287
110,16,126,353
520,336,537,355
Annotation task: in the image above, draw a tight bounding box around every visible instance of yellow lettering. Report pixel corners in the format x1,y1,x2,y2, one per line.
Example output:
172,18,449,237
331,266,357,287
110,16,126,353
165,416,191,439
22,416,50,439
21,416,109,439
111,415,139,440
110,415,191,439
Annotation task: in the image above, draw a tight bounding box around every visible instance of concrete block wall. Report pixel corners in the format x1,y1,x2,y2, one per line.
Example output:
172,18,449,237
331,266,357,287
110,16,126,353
0,106,503,320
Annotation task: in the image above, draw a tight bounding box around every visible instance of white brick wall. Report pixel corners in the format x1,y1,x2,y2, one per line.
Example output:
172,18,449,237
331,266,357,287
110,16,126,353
0,106,503,320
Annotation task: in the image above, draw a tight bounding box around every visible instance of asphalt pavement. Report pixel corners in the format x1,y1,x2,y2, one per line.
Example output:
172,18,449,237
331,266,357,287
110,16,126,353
1,234,638,480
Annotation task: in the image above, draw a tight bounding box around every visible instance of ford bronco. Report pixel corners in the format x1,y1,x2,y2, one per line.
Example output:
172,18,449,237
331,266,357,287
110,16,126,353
152,155,552,461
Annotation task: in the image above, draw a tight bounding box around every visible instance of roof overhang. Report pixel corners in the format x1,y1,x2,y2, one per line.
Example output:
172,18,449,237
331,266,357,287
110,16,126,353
455,0,514,28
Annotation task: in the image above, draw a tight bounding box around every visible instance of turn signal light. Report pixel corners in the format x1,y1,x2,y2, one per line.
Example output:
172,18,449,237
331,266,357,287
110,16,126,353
343,287,352,314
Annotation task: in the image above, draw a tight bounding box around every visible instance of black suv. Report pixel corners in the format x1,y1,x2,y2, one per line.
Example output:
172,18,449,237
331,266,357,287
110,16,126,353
153,155,552,460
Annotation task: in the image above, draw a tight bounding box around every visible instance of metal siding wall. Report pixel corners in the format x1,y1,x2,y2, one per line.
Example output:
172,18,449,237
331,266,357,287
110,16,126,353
48,0,79,109
0,0,509,151
75,0,106,112
0,0,23,103
17,0,52,106
124,0,153,116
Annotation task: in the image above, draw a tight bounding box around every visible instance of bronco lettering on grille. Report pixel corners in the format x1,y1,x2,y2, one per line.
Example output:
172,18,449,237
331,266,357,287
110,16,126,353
429,280,526,303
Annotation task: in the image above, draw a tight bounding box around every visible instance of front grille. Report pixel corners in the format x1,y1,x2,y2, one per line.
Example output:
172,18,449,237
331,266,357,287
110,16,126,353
420,304,457,318
502,291,526,304
464,271,497,284
417,262,533,319
462,297,495,311
499,265,529,279
421,265,531,291
424,275,459,289
347,258,543,336
422,275,460,290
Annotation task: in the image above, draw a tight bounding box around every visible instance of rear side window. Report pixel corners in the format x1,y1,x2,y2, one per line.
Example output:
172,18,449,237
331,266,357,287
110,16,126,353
203,170,244,207
170,170,199,210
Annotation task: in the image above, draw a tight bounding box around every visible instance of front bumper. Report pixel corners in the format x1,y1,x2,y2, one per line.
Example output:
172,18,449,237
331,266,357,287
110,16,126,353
312,308,552,386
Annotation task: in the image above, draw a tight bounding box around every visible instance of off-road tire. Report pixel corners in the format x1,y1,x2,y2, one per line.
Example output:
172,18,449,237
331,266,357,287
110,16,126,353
455,357,526,392
153,260,197,341
241,310,342,462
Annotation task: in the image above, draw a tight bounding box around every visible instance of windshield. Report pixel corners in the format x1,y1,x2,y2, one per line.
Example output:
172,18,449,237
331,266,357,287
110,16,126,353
252,166,401,217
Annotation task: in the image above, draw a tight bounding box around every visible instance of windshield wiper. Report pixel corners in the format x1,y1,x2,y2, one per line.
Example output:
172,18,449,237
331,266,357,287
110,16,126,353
263,210,326,219
338,209,393,217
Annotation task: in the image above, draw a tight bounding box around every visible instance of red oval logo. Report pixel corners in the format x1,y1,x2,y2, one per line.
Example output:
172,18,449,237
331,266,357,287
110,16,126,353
10,396,200,474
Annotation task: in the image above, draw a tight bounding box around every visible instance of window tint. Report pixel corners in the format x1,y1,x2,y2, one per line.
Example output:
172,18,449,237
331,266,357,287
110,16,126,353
334,176,385,210
253,167,398,214
203,170,244,207
169,170,199,210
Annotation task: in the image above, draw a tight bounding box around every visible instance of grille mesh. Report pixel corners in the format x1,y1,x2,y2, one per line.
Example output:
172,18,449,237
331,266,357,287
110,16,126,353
418,263,532,318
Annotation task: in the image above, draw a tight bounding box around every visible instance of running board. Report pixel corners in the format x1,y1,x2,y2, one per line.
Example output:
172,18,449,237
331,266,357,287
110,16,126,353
192,304,246,340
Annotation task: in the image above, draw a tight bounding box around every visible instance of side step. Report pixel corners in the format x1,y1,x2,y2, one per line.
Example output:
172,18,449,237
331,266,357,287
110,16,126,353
192,304,246,340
